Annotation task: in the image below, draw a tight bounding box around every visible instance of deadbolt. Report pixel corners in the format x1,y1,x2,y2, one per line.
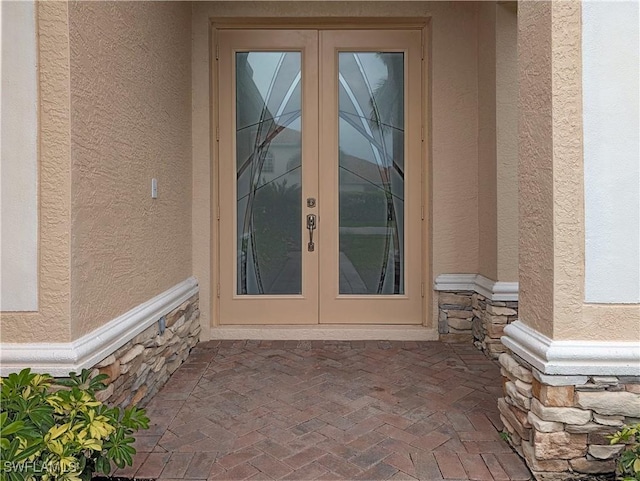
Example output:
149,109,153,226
307,197,316,208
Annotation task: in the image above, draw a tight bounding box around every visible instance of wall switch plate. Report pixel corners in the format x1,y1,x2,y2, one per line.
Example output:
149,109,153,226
151,178,158,198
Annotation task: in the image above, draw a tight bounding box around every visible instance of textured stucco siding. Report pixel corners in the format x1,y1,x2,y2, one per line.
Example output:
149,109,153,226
495,2,518,283
68,1,193,339
583,1,640,304
518,1,554,338
549,2,584,340
1,2,73,342
477,1,498,282
430,2,480,278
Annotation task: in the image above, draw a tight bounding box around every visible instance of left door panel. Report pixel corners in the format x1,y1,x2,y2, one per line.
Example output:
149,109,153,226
218,30,319,324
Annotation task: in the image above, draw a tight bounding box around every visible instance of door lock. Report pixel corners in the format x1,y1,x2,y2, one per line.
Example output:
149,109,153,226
306,214,317,252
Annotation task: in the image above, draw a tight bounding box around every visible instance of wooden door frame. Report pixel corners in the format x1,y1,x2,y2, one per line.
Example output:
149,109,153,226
210,18,432,329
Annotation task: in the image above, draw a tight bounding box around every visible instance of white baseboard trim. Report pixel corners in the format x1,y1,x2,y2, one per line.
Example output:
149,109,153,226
0,277,199,377
433,273,519,301
208,325,439,341
502,320,640,376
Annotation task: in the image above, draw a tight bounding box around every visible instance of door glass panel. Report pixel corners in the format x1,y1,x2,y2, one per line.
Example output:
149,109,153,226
236,52,302,295
338,52,405,294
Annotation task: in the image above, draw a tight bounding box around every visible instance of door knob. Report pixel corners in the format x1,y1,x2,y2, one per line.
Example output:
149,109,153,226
306,214,316,252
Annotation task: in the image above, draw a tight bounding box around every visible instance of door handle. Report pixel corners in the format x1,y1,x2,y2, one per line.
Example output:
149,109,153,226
306,214,316,252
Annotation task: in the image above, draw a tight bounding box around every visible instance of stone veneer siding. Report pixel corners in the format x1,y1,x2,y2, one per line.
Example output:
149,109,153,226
499,351,640,480
92,293,200,408
438,291,518,358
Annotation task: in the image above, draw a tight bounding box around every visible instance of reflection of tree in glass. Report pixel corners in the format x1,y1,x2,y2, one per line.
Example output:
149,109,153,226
253,181,301,292
369,53,404,143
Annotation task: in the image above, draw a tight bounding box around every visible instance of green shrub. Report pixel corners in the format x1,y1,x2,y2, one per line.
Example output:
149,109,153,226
0,368,149,481
609,422,640,481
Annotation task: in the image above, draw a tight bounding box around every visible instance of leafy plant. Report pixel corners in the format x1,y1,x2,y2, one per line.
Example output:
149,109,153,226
0,368,149,481
609,422,640,481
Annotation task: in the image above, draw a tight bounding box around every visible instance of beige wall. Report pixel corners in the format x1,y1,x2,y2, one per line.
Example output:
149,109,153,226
518,1,638,341
495,2,518,282
193,1,482,332
1,2,72,343
429,2,480,278
477,1,518,284
518,1,554,338
3,1,194,343
68,1,193,338
477,2,498,282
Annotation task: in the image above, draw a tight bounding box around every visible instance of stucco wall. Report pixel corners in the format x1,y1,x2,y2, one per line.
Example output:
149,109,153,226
583,1,640,304
193,1,481,331
517,1,637,342
517,1,554,338
495,2,518,283
476,2,518,285
1,2,73,343
518,1,585,339
549,1,585,340
477,2,498,282
68,1,193,338
0,1,39,312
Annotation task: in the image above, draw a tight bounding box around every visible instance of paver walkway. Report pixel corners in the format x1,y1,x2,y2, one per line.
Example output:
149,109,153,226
117,340,532,480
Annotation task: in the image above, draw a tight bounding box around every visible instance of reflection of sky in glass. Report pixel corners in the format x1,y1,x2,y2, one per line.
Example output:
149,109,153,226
245,52,391,146
338,53,395,166
247,52,282,97
352,54,388,88
247,52,302,134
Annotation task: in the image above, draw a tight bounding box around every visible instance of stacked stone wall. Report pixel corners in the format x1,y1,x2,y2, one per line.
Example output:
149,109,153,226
92,293,200,408
472,294,518,358
438,291,474,342
437,291,518,358
498,351,640,480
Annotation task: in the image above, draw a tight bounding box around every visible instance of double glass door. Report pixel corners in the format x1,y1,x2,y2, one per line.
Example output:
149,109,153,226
218,28,423,324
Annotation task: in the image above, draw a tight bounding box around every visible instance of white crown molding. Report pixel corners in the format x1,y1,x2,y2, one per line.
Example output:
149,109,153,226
433,274,519,301
502,320,640,376
0,277,198,377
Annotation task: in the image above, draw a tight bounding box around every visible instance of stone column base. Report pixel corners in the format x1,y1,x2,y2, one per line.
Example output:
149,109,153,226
498,351,639,480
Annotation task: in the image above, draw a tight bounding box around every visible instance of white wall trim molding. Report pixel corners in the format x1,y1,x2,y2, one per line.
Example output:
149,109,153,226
433,274,519,301
207,326,439,341
503,320,640,376
0,277,198,377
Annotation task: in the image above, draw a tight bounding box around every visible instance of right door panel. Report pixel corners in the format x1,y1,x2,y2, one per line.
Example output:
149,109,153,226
319,30,423,324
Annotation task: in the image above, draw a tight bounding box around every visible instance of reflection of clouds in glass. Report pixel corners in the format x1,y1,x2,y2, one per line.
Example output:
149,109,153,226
247,52,284,99
355,53,388,87
338,52,403,167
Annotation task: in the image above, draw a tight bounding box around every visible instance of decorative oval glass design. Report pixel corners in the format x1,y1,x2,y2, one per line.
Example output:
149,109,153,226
236,52,302,295
338,52,405,295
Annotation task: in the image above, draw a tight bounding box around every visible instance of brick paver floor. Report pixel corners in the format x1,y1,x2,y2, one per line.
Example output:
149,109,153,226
118,340,532,480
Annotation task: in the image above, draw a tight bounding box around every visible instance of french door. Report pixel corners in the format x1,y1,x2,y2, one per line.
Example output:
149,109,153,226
218,28,423,325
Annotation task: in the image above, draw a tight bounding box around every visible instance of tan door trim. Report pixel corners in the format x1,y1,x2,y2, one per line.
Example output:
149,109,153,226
212,18,428,30
214,24,430,327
